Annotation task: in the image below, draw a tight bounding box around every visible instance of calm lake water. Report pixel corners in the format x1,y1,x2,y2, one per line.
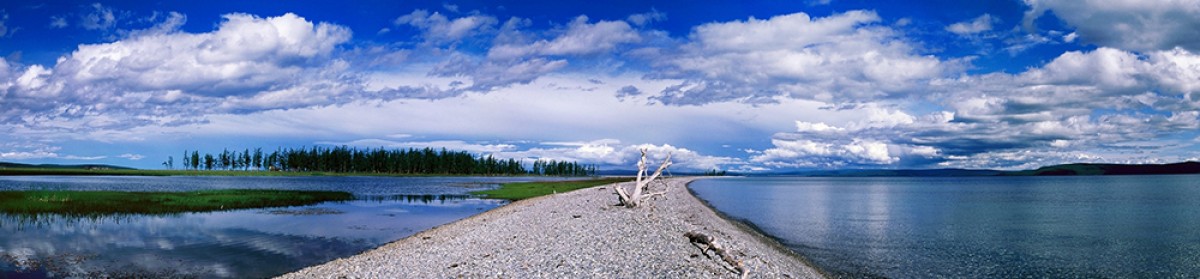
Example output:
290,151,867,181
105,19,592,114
0,176,564,278
690,175,1200,278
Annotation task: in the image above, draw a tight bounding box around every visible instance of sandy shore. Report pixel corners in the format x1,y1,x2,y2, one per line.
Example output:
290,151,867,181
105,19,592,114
278,177,824,278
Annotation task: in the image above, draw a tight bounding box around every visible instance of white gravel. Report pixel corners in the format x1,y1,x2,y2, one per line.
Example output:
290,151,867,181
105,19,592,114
277,177,825,278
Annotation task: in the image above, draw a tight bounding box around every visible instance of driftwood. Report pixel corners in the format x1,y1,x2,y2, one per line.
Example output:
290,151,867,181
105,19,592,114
614,149,672,208
685,231,748,278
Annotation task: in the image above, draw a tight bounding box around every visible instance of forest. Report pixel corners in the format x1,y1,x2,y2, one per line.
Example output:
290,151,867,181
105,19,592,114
168,146,595,176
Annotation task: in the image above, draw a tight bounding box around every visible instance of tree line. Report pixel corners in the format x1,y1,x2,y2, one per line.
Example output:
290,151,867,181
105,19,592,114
171,146,595,176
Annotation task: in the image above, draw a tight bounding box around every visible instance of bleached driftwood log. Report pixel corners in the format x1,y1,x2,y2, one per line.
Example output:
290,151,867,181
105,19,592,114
685,231,749,278
614,149,672,208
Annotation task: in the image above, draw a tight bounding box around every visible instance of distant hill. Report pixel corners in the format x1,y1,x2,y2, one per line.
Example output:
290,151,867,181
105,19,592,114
0,162,136,170
768,168,1003,177
1003,161,1200,176
734,161,1200,177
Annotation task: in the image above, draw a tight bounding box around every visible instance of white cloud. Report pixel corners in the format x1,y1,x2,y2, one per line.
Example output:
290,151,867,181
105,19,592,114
0,13,357,134
1023,0,1200,52
946,14,995,35
0,11,9,37
80,3,117,30
123,11,186,37
1063,32,1077,43
395,10,497,44
795,121,843,132
649,10,953,105
0,144,108,161
118,153,144,160
626,10,666,26
497,141,740,171
0,150,58,160
751,45,1200,169
308,137,738,171
58,12,350,95
319,139,517,153
431,15,641,92
15,65,51,90
754,105,933,167
7,9,1200,171
49,15,68,29
487,15,640,59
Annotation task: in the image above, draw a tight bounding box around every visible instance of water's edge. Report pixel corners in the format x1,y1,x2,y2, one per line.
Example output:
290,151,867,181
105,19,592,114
683,177,832,278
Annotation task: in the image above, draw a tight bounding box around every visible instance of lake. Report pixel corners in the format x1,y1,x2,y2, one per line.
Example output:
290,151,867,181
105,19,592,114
0,175,564,278
690,175,1200,278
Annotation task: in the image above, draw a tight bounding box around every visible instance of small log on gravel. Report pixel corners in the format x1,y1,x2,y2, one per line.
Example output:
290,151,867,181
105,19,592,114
685,231,748,278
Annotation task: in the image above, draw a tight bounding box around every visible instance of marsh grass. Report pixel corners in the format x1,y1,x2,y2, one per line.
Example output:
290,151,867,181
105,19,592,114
0,189,353,216
471,178,630,200
0,168,542,177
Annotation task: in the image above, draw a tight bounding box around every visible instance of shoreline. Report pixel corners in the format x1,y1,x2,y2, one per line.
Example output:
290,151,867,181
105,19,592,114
278,177,823,278
685,182,833,278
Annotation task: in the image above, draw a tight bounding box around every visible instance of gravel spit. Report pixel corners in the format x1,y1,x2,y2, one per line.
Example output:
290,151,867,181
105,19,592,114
277,177,824,278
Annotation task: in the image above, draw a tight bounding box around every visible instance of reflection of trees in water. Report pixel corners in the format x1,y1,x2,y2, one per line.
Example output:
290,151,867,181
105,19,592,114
359,194,474,204
0,216,375,278
1,213,158,229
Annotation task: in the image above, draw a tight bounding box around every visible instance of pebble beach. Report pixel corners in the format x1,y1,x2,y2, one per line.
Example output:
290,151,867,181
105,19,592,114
278,177,824,278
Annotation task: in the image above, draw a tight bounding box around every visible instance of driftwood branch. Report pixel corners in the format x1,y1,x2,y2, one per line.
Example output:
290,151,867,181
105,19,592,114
685,231,748,278
615,149,672,208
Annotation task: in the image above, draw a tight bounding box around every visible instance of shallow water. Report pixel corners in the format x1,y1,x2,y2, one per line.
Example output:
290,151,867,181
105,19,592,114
690,175,1200,278
0,175,563,278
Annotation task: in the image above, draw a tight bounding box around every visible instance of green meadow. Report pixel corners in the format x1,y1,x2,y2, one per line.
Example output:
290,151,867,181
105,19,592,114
472,178,631,200
0,189,353,216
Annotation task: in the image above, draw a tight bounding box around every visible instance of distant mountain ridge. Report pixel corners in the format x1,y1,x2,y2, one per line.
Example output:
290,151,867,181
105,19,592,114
767,161,1200,177
766,168,1003,177
0,162,135,170
1004,161,1200,176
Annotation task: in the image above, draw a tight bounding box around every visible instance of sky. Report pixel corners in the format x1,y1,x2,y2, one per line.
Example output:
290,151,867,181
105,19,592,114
1,0,1199,172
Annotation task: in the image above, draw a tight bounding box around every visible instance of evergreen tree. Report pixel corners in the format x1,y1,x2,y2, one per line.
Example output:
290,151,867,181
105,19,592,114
191,151,200,170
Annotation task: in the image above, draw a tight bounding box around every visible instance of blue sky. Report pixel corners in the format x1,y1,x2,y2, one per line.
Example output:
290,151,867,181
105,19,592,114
1,0,1199,171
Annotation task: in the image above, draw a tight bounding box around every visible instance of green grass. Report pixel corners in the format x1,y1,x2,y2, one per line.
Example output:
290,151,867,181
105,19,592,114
471,178,630,200
0,189,353,216
0,168,551,177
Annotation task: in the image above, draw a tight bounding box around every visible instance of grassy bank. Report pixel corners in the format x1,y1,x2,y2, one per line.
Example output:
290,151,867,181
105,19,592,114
0,189,354,216
471,178,630,200
0,168,537,177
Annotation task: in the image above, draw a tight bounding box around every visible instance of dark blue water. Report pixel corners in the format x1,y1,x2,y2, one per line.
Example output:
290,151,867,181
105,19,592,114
0,176,566,278
690,176,1200,278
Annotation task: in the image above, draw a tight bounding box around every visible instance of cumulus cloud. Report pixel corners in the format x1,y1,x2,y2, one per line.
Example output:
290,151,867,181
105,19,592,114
1062,32,1078,43
0,143,107,161
501,140,741,171
626,10,667,27
0,12,361,135
755,46,1200,169
946,14,995,36
80,3,118,30
318,139,518,153
753,105,941,168
54,12,351,97
488,16,640,59
1023,0,1200,52
647,10,953,105
431,15,642,92
311,137,739,171
395,9,498,44
615,85,643,100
